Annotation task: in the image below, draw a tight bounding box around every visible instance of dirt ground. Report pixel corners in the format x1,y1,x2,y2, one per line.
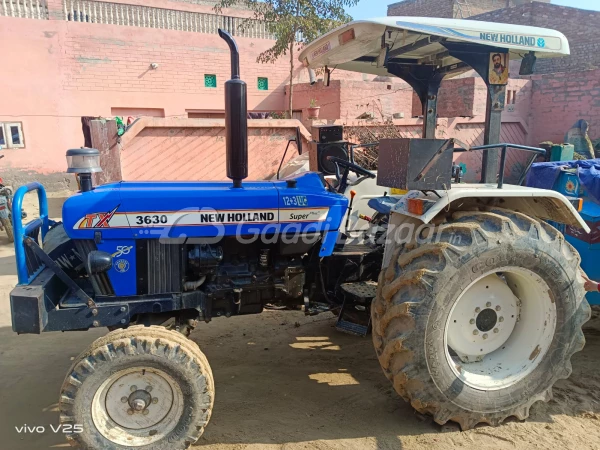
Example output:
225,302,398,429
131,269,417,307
1,193,600,450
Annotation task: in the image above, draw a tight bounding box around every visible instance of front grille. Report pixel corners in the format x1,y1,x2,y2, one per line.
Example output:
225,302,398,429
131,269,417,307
136,240,182,295
75,240,115,296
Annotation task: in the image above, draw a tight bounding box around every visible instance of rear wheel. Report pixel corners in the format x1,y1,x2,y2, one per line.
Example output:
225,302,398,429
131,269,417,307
60,325,214,449
372,208,590,429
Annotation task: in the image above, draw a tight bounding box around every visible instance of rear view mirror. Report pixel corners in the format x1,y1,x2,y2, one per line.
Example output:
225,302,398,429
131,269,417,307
519,52,537,76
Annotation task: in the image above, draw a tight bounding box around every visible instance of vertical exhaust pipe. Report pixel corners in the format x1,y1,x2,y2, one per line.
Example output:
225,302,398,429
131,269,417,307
218,29,248,188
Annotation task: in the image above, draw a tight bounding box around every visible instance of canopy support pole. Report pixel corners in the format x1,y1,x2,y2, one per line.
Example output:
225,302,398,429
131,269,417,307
443,42,508,183
387,64,444,139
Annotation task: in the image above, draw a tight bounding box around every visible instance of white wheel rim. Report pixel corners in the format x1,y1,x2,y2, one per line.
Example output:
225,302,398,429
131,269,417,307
92,367,184,446
444,267,557,390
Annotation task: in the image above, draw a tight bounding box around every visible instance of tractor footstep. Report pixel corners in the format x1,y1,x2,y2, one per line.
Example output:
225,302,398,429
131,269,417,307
335,282,376,336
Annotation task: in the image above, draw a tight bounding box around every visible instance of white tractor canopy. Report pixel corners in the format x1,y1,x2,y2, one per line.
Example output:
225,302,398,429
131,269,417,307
299,17,570,76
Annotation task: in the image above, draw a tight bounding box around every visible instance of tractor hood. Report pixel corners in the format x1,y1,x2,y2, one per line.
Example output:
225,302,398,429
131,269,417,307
62,172,348,241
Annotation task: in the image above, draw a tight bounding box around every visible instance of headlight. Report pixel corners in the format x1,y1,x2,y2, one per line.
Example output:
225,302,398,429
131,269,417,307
66,148,102,174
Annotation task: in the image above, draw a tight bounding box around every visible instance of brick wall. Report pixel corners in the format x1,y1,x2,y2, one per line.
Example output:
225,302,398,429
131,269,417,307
119,119,311,181
471,2,600,74
60,24,291,101
45,0,255,19
338,80,413,121
387,0,455,18
46,0,64,19
411,76,532,129
289,78,413,124
387,1,598,74
0,14,297,188
437,78,481,118
456,0,549,18
291,81,342,122
387,0,548,19
530,68,600,145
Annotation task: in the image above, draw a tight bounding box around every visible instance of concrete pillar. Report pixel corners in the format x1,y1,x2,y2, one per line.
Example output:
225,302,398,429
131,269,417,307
46,0,65,20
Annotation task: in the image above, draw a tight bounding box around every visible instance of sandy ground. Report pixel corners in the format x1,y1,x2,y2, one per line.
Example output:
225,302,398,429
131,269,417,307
1,193,600,450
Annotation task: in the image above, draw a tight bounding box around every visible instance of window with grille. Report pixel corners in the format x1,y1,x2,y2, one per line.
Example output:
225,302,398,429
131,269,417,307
0,122,24,149
204,74,217,88
258,77,269,91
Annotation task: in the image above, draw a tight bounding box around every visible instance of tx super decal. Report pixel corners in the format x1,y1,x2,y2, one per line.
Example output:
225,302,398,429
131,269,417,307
77,205,120,229
287,211,322,221
74,208,330,229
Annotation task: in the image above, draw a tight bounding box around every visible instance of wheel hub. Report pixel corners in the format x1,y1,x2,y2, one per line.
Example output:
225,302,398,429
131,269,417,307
129,390,152,412
447,274,519,362
444,267,557,391
475,308,497,332
93,367,184,446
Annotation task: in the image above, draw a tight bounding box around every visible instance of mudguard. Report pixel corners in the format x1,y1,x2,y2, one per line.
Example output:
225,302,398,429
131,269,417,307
390,183,591,233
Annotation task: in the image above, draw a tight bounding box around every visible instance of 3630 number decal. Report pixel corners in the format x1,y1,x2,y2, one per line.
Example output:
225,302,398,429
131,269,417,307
135,214,168,225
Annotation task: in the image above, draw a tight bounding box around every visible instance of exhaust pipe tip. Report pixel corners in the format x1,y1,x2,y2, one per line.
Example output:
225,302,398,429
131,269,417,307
219,29,248,188
219,29,241,80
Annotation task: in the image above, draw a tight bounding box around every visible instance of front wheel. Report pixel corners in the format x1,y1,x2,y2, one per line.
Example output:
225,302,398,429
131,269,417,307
372,208,590,429
60,325,214,449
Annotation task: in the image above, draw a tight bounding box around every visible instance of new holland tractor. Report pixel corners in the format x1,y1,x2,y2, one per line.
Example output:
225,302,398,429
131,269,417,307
9,18,592,448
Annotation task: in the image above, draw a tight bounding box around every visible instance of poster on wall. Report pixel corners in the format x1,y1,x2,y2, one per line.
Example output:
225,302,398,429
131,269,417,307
488,52,509,85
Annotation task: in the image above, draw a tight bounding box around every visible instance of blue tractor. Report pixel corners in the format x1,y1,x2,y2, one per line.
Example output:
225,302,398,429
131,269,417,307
9,20,593,448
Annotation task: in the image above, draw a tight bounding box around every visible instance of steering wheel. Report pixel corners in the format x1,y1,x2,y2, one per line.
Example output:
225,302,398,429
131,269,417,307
326,156,375,193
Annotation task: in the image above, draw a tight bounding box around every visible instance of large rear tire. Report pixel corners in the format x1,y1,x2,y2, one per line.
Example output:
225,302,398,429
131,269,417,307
60,325,214,449
372,208,590,430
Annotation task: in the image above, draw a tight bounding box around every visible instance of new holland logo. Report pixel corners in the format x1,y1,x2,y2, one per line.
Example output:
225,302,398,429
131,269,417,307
479,32,545,47
114,259,130,273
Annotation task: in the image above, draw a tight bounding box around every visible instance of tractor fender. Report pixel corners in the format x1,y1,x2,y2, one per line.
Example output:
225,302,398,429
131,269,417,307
389,183,590,232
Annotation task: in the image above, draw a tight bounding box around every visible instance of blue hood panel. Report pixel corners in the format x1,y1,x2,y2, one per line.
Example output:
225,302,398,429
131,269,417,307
63,172,348,240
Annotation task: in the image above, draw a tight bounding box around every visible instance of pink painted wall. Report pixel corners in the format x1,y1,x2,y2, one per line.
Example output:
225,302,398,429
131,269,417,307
46,0,255,20
290,81,343,122
339,80,413,121
119,118,311,181
3,1,598,191
290,78,413,124
0,9,299,189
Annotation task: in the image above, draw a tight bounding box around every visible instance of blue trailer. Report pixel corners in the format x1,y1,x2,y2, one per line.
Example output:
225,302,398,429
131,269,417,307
566,200,600,305
527,160,600,305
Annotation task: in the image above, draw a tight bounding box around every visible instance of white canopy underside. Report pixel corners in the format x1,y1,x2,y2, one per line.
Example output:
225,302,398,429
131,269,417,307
299,17,570,76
